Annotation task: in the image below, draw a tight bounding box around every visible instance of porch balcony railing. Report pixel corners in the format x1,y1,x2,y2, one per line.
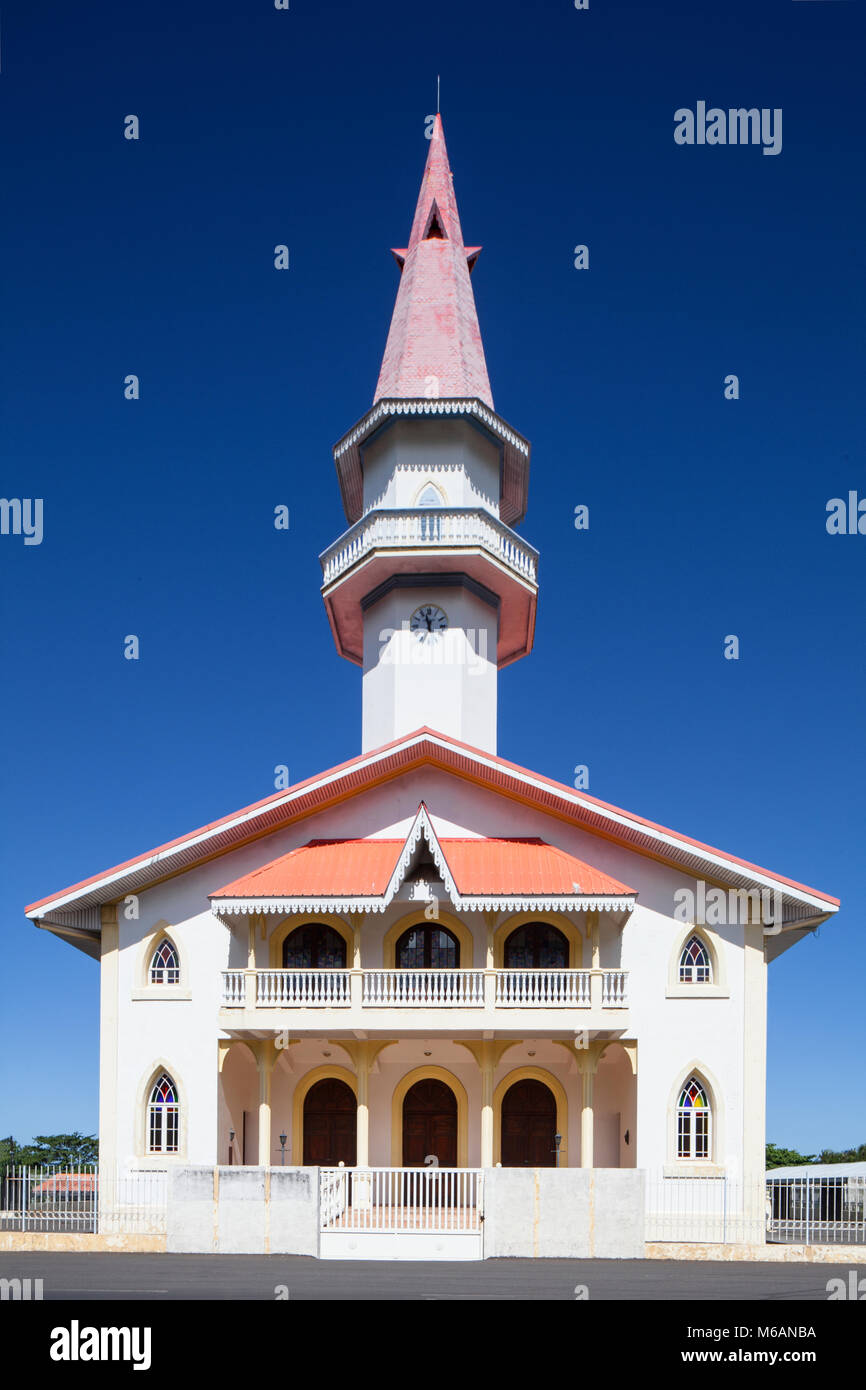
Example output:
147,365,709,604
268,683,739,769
601,970,628,1007
320,508,539,588
495,969,591,1007
362,969,485,1008
220,968,628,1010
258,969,351,1007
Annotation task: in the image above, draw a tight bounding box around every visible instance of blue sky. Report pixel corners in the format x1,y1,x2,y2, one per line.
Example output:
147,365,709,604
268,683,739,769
1,0,863,1154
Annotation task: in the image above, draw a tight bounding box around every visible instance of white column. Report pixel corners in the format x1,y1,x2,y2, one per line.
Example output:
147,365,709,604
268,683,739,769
356,1043,370,1167
480,1047,495,1168
257,1043,273,1167
580,1068,594,1169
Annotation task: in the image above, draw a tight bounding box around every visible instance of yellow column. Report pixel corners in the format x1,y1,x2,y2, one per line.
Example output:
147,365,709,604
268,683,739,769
340,1040,396,1168
256,1040,274,1167
356,1042,370,1167
588,911,602,1012
480,1046,495,1168
580,1067,594,1169
454,1039,513,1167
245,914,259,1011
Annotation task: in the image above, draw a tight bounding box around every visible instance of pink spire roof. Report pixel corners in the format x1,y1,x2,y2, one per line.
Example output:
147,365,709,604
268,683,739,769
374,115,494,409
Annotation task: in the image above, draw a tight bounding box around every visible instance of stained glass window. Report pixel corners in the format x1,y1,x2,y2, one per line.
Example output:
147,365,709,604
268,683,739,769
503,923,569,969
679,935,711,985
282,924,347,970
677,1077,710,1159
147,1072,179,1154
150,939,180,985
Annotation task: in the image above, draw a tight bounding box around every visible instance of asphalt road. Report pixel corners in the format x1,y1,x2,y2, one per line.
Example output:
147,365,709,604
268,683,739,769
0,1253,859,1300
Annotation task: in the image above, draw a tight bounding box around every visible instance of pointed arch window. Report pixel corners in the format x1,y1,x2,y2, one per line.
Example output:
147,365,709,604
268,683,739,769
147,1073,179,1154
679,935,711,985
150,938,180,985
676,1077,711,1160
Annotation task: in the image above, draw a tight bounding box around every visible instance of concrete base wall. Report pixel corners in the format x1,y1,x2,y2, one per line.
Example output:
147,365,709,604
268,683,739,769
268,1168,319,1257
483,1168,645,1259
166,1165,318,1255
166,1166,216,1253
0,1232,166,1253
646,1242,866,1263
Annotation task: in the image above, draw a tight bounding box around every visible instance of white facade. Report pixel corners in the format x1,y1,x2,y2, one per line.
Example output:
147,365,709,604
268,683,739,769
85,760,781,1185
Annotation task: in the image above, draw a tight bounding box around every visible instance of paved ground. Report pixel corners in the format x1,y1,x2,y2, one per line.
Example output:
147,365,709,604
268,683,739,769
0,1252,858,1299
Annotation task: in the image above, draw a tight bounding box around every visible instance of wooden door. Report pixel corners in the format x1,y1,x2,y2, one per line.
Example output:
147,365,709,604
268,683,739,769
501,1079,557,1167
303,1078,357,1166
402,1079,458,1167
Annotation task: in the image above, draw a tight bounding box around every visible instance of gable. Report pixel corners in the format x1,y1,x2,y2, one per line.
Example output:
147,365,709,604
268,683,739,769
25,729,838,952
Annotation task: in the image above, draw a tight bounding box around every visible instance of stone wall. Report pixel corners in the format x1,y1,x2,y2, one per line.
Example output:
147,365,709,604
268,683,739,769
482,1168,645,1258
166,1165,319,1255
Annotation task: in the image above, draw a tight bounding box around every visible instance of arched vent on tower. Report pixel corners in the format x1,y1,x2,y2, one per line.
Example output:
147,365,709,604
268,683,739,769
417,482,445,507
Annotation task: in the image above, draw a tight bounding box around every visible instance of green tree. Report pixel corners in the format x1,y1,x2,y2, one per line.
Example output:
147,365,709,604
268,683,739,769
765,1142,815,1168
1,1132,98,1168
814,1143,866,1165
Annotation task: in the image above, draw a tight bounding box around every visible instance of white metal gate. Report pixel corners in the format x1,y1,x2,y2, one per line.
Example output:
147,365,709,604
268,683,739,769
319,1167,484,1260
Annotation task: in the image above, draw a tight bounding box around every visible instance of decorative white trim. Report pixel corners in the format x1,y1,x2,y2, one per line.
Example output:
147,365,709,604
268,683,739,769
381,804,457,906
457,895,634,913
213,899,389,916
333,398,530,460
211,895,634,916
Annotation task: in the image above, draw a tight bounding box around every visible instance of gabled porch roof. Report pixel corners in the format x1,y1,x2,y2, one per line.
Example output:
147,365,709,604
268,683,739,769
209,802,635,916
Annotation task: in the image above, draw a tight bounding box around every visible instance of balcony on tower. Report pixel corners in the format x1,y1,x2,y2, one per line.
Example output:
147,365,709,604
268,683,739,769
322,403,536,669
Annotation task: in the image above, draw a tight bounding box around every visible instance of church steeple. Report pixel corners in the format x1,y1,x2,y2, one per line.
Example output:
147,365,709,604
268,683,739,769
375,115,492,408
321,116,538,755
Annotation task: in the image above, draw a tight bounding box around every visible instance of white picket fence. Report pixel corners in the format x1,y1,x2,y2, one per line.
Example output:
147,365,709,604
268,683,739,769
319,1166,483,1233
0,1166,167,1235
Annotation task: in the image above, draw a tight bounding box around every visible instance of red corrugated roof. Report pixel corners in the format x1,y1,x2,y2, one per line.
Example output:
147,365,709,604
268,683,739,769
210,836,632,900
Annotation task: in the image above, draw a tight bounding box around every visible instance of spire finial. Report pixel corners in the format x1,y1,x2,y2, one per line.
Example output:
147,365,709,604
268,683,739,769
436,75,440,114
374,105,492,408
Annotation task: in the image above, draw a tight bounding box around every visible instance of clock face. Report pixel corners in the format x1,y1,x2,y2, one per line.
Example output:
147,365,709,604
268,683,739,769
409,604,448,640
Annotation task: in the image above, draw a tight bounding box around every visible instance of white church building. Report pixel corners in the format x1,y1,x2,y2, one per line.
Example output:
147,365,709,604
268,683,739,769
25,117,838,1255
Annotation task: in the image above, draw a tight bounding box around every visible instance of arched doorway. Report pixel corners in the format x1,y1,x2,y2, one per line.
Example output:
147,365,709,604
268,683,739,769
402,1078,457,1166
501,1078,557,1167
302,1078,356,1165
503,922,569,968
283,924,347,969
